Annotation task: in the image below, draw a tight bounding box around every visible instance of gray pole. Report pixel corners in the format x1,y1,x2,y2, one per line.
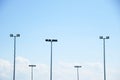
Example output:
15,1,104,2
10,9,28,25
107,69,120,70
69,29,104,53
45,39,58,80
74,66,82,80
29,65,36,80
13,36,16,80
77,68,79,80
50,41,52,80
10,34,20,80
103,38,106,80
99,36,109,80
31,67,33,80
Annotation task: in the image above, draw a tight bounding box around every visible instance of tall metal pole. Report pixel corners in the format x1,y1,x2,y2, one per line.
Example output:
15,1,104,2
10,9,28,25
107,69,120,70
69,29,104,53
50,41,52,80
45,39,58,80
74,66,82,80
103,38,106,80
13,36,16,80
31,67,33,80
99,36,109,80
29,65,36,80
10,34,20,80
77,68,79,80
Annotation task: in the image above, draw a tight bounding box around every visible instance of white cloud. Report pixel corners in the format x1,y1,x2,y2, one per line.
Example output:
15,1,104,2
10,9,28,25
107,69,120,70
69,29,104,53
0,59,12,80
16,56,30,73
16,56,30,64
0,57,31,80
0,57,119,80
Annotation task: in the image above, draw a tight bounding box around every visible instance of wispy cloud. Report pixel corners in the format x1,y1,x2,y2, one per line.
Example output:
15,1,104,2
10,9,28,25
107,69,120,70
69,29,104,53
0,58,12,80
0,57,119,80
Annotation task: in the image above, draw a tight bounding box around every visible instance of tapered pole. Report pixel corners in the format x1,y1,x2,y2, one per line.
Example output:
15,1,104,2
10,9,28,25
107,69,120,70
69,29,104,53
74,66,82,80
13,36,16,80
10,34,20,80
99,36,109,80
103,39,106,80
50,41,52,80
29,65,36,80
45,39,58,80
77,68,79,80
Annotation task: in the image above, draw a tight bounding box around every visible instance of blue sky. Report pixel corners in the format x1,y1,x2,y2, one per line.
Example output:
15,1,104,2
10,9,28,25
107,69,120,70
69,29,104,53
0,0,120,80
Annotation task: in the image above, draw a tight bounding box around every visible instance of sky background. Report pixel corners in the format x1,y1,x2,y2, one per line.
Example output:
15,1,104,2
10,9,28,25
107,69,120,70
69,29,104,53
0,0,120,80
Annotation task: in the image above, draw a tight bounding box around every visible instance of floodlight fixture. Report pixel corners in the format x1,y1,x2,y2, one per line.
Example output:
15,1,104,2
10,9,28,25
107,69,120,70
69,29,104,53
99,36,109,39
99,36,103,39
46,39,51,42
10,34,20,37
45,39,58,42
52,39,58,42
10,34,14,37
74,66,82,68
16,34,20,37
29,65,36,67
106,36,109,39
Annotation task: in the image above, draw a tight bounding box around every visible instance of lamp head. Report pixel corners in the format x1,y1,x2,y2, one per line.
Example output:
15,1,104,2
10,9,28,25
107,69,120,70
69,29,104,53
106,36,109,39
29,65,36,67
16,34,20,37
52,39,58,42
45,39,51,42
10,34,14,37
99,36,103,39
74,66,82,68
45,39,58,42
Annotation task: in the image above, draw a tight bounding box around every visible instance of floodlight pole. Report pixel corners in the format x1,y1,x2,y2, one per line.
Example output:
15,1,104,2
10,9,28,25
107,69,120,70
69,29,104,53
10,34,20,80
99,36,109,80
45,39,58,80
29,65,36,80
74,66,82,80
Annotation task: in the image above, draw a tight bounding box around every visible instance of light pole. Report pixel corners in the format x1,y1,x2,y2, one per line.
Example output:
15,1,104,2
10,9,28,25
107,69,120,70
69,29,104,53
45,39,58,80
10,34,20,80
29,65,36,80
74,66,82,80
99,36,109,80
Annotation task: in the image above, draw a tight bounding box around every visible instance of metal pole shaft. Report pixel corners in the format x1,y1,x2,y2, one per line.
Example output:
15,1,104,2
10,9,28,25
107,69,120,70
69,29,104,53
50,41,52,80
31,67,33,80
103,39,106,80
77,68,79,80
13,36,16,80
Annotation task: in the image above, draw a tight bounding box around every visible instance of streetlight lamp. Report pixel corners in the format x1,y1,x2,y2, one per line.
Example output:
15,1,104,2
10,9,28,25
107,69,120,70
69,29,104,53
10,34,20,80
74,66,82,80
99,36,109,80
45,39,58,80
29,65,36,80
